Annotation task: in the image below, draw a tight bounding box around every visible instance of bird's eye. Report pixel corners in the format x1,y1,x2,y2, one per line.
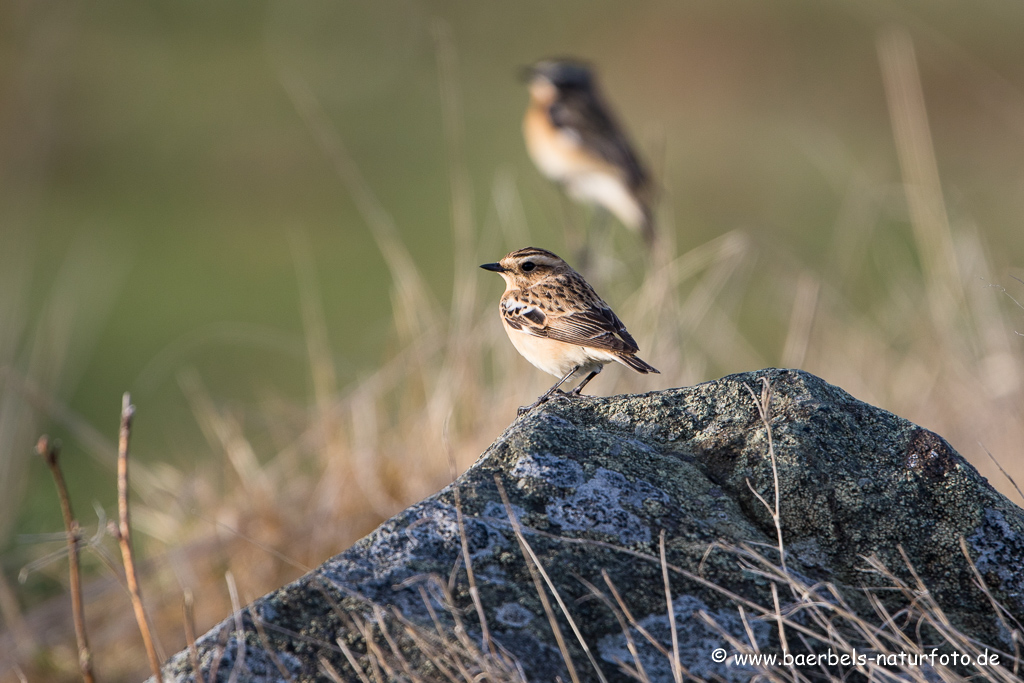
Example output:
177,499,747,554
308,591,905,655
522,262,536,272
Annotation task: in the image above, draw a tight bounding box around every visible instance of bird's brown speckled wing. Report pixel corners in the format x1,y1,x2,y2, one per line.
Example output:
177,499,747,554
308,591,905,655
544,305,639,353
549,89,648,191
502,290,639,354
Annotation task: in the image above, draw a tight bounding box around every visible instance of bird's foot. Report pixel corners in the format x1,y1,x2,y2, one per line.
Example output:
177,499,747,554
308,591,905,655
517,389,569,416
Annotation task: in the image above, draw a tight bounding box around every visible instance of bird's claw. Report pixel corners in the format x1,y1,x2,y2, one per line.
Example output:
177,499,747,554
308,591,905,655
517,389,571,416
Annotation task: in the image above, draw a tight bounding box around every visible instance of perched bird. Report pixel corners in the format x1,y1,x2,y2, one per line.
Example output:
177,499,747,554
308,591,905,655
522,59,655,244
481,247,659,414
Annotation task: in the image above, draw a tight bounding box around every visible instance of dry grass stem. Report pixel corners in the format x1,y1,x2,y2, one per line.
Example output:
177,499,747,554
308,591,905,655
250,604,295,682
743,378,785,573
602,570,672,661
495,476,584,683
979,442,1024,505
877,26,964,326
225,570,247,683
659,530,682,683
182,590,203,683
318,655,347,683
780,272,819,369
575,573,651,681
36,435,95,683
114,392,163,682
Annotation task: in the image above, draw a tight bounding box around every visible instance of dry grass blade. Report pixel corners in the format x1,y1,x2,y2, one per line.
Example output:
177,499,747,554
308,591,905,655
350,617,390,683
114,393,163,682
770,582,796,683
780,272,819,369
372,604,415,678
659,531,682,683
576,573,651,682
182,590,204,683
735,605,760,655
333,637,374,683
958,536,1023,668
877,26,964,326
978,442,1024,505
514,522,610,682
445,422,493,655
602,570,672,660
208,627,229,683
277,69,438,342
36,435,94,683
743,378,786,575
387,610,458,682
178,368,270,498
495,475,583,683
430,19,475,312
0,570,33,661
508,500,610,682
225,571,247,683
319,655,348,683
250,604,295,682
289,229,338,417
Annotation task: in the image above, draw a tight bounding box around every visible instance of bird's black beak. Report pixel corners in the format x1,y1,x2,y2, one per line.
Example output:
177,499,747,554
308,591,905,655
480,262,505,273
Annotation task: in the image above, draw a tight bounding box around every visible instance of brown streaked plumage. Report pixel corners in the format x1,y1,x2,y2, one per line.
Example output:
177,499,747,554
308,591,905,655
481,247,658,414
523,59,655,244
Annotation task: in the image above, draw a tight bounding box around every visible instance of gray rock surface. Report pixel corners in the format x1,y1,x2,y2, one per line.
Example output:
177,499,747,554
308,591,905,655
159,369,1024,682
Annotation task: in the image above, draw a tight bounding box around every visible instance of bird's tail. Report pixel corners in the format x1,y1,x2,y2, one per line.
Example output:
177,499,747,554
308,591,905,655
617,353,659,374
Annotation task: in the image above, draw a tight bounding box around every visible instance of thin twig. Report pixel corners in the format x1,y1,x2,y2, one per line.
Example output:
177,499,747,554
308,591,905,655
113,392,163,682
743,378,785,572
37,435,95,683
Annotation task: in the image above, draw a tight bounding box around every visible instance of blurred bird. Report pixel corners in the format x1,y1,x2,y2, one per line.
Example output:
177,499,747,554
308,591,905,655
481,247,658,414
522,59,655,244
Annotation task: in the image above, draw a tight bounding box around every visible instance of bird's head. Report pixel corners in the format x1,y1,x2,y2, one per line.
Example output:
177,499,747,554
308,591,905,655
480,247,570,289
522,59,594,103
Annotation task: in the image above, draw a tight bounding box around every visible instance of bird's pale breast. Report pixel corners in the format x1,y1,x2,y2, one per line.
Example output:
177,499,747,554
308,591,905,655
523,106,643,229
501,315,613,378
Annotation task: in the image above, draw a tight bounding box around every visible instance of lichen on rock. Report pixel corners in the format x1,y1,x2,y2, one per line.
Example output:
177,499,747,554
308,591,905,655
158,369,1024,682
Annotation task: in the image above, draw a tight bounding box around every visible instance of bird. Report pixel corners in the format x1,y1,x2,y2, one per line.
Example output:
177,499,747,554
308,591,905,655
522,59,655,244
481,246,659,414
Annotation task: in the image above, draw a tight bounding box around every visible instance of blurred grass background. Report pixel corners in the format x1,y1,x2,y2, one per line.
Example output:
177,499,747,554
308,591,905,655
2,0,1024,680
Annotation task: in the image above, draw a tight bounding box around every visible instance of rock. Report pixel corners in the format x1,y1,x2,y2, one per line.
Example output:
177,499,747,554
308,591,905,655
158,369,1024,682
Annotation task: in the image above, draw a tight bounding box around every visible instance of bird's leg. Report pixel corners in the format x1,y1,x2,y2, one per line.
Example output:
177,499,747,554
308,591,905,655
590,207,612,247
570,369,600,395
559,193,588,273
518,366,579,416
581,207,613,285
